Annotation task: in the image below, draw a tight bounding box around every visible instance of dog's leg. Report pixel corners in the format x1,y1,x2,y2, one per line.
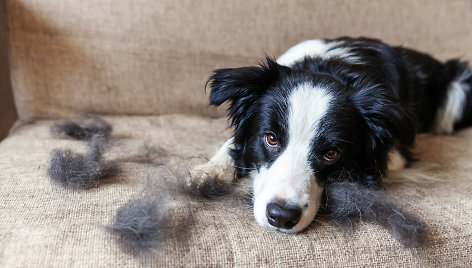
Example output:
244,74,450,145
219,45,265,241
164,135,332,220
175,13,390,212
187,137,235,188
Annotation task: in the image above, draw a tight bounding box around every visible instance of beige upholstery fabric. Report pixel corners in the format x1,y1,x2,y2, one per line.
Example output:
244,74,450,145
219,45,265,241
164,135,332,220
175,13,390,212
1,115,471,267
7,0,472,121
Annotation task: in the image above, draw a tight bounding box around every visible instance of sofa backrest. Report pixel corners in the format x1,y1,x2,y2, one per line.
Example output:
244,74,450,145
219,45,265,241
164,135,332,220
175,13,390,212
7,0,472,121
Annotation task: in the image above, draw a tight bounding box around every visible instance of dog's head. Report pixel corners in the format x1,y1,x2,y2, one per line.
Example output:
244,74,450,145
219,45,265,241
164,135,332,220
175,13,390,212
207,58,416,233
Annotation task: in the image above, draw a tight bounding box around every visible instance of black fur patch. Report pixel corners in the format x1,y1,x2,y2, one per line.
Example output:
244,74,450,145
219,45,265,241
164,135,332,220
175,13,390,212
325,182,427,248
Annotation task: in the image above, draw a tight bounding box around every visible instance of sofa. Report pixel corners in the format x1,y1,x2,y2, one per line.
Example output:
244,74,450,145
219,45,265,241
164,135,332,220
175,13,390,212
1,0,472,266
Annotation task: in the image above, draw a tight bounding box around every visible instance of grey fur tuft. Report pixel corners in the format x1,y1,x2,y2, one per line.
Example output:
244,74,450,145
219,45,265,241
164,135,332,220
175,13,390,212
109,196,170,254
325,182,427,248
108,183,193,256
51,116,112,140
48,136,118,189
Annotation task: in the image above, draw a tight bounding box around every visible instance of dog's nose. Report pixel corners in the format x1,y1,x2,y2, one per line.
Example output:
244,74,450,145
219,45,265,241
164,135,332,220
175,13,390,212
266,202,302,229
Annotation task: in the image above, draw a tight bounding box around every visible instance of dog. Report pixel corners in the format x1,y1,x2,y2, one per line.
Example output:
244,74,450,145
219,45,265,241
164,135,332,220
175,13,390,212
188,37,472,233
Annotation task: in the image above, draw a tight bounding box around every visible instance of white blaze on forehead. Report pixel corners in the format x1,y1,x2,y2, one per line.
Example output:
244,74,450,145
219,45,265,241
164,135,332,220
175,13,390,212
251,83,332,233
287,83,333,151
276,39,361,67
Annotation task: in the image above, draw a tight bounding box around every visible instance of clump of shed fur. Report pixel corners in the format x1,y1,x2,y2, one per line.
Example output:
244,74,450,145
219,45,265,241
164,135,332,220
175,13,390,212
51,116,112,140
109,195,172,255
186,178,234,199
325,182,428,248
48,136,117,189
107,179,195,256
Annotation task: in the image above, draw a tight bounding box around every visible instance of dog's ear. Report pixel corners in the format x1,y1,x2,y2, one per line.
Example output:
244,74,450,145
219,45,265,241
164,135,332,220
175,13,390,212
207,58,290,124
351,82,418,187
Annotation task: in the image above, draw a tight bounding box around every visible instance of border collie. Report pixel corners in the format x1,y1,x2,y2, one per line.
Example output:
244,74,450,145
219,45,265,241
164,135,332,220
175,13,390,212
188,37,472,233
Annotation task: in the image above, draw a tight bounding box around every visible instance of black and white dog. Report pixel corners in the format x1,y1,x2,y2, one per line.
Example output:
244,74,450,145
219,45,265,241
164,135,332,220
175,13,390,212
188,37,472,233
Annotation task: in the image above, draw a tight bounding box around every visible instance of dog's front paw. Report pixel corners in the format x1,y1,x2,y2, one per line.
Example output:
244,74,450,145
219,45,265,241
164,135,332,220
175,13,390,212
187,162,233,198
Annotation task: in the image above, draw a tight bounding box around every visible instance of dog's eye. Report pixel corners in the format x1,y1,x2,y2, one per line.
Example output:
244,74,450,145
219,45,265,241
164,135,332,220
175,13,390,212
323,150,339,162
264,133,278,148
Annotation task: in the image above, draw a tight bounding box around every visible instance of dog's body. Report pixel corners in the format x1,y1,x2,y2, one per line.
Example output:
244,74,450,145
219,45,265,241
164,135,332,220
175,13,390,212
189,37,472,233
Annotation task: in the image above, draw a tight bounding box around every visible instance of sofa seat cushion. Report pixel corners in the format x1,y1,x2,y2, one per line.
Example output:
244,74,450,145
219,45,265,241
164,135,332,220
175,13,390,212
1,114,471,267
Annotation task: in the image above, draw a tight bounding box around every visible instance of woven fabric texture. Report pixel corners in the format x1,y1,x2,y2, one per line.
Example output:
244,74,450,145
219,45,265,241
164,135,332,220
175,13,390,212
0,115,471,267
7,0,472,121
